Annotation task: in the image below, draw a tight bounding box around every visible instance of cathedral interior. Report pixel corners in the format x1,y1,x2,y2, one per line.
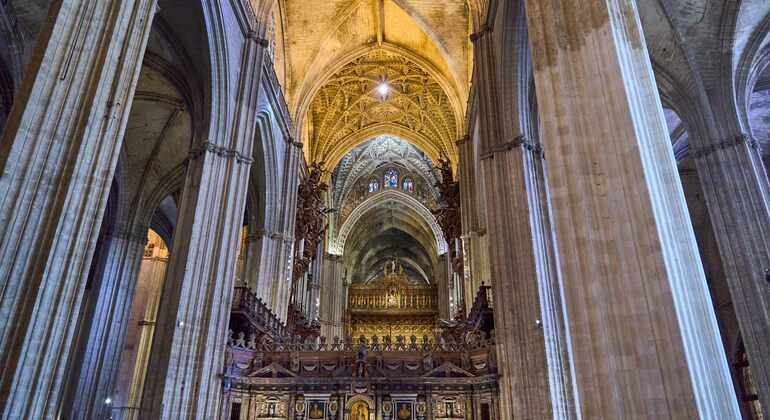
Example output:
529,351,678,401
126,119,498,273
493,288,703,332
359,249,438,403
1,0,769,419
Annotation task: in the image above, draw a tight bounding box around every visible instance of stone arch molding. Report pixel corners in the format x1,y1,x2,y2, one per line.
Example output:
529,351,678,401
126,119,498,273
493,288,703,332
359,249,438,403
330,190,447,256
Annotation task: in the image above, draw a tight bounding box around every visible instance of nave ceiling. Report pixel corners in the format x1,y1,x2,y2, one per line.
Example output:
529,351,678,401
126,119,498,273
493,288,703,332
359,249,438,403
269,0,469,171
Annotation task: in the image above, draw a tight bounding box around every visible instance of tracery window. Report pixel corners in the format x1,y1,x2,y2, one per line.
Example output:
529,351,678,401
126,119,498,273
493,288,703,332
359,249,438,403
402,177,414,193
384,168,398,188
368,178,379,193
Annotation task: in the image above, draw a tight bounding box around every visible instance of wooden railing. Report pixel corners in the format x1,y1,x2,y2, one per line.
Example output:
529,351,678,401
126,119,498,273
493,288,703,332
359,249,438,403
231,287,286,338
467,284,492,322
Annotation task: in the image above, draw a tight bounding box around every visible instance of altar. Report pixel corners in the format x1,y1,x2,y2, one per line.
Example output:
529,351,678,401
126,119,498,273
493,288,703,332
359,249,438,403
346,262,438,340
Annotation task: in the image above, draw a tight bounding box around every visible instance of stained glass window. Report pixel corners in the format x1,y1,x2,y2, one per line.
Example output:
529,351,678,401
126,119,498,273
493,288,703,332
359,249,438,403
368,178,379,193
402,177,414,192
384,169,398,188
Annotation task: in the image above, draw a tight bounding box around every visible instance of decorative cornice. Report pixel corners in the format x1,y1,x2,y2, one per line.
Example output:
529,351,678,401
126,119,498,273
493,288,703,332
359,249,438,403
690,133,758,159
246,31,270,47
107,225,148,244
245,231,264,242
325,253,342,261
479,135,543,160
469,24,492,43
189,141,254,164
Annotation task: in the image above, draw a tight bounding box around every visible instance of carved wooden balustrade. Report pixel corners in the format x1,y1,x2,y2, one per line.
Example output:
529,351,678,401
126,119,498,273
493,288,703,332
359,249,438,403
466,284,493,327
231,286,286,338
439,284,495,343
224,332,498,384
286,303,321,339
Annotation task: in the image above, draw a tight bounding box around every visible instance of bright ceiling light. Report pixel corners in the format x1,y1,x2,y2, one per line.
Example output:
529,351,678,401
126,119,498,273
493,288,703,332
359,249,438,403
376,81,390,97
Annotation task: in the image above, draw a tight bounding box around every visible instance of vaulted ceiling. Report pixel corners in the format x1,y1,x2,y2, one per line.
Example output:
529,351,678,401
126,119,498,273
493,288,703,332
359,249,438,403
330,135,439,211
269,0,469,169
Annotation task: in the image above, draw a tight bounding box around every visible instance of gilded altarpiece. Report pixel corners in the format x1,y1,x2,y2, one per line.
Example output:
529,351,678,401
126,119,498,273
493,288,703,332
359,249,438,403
347,263,437,339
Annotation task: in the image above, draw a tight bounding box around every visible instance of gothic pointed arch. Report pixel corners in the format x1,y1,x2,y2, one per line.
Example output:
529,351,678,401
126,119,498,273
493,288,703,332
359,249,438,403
331,189,446,256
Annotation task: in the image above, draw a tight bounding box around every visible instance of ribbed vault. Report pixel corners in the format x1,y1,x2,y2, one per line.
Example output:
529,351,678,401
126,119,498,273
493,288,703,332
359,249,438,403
331,135,439,210
331,189,446,257
305,48,459,170
343,198,439,284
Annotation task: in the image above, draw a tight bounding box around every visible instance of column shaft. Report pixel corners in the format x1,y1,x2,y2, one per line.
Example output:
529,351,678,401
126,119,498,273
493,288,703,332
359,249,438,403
0,1,156,417
113,241,168,420
524,0,740,417
480,147,553,419
140,36,264,419
66,230,147,419
471,18,565,419
320,254,345,338
693,137,770,412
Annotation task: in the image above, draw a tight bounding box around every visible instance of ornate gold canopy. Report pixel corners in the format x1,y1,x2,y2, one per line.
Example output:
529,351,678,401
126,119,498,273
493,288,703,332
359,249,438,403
347,261,437,339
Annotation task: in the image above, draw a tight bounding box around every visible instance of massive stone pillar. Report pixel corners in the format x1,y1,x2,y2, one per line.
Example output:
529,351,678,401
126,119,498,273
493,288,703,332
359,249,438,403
111,231,169,420
691,134,770,412
139,34,265,419
0,1,157,417
247,229,284,306
272,141,302,322
436,253,451,320
524,0,740,417
319,254,345,338
470,13,572,418
64,226,148,420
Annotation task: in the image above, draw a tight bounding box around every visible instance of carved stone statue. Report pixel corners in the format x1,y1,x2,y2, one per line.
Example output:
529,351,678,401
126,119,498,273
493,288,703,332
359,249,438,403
235,331,246,348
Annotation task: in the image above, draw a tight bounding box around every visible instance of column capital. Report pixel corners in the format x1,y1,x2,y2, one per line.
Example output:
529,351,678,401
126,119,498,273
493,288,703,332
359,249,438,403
690,133,758,159
455,135,470,146
188,140,254,164
469,24,492,43
246,31,270,47
480,135,543,160
107,225,148,245
289,137,304,148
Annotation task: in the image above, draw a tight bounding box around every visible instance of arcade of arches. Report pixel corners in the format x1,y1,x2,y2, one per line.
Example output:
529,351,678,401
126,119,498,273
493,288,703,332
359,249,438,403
1,0,769,419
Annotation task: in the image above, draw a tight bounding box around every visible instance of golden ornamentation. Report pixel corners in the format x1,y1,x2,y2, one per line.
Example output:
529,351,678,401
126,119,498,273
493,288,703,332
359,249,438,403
397,403,412,420
432,396,465,418
347,260,438,339
253,394,288,417
351,401,369,420
308,402,324,419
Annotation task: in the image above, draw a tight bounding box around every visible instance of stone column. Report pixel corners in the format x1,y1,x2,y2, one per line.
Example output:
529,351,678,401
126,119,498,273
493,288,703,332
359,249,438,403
111,232,169,420
274,238,295,321
308,249,323,320
234,227,248,287
63,226,149,420
272,141,302,322
470,24,559,420
139,34,265,419
0,1,157,418
247,229,284,308
320,254,345,338
691,133,770,412
524,0,740,417
436,253,451,319
456,136,491,308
